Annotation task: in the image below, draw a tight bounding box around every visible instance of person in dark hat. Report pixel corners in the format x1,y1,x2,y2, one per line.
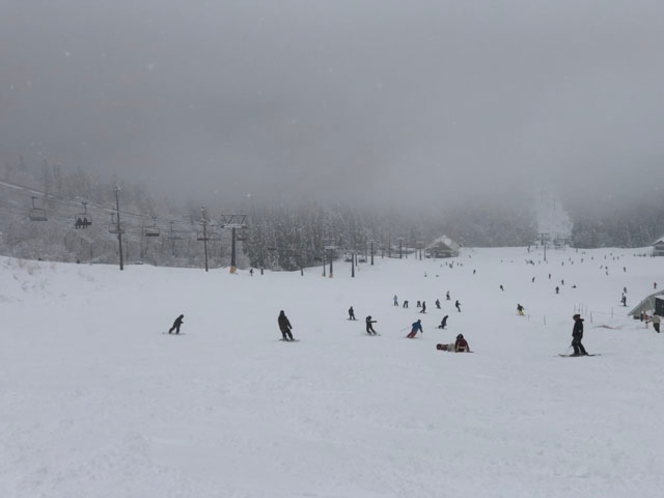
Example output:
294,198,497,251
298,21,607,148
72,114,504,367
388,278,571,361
169,314,184,334
572,314,587,356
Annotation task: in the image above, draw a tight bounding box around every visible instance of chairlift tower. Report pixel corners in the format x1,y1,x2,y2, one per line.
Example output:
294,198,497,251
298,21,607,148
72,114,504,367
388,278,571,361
324,244,337,277
220,214,248,273
113,185,124,270
198,207,210,272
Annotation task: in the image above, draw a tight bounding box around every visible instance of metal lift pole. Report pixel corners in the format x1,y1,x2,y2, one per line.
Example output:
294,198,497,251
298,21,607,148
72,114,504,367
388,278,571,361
114,185,124,271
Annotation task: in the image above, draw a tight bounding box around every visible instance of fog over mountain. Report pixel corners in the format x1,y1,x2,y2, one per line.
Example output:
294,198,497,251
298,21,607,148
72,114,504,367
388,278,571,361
2,1,663,212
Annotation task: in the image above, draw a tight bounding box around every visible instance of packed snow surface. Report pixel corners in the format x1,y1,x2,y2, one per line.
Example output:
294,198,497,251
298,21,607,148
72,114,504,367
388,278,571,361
2,247,664,497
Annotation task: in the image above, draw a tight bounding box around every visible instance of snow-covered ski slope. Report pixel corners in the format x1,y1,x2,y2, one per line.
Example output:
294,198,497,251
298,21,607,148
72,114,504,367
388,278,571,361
2,247,663,498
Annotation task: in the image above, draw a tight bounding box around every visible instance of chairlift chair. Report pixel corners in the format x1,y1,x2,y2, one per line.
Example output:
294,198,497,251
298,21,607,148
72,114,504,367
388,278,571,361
108,214,124,234
144,217,160,237
74,202,92,229
235,227,249,242
29,197,48,222
168,222,184,240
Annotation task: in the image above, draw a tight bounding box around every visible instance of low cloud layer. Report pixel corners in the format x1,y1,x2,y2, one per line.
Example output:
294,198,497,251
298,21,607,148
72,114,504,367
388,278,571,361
2,1,663,211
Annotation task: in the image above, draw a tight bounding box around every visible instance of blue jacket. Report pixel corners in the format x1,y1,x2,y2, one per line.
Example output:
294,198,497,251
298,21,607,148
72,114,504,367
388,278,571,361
411,321,423,332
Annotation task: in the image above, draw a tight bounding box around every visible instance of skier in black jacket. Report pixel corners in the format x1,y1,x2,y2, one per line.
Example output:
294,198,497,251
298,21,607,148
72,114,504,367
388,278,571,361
169,314,184,334
572,314,587,356
278,310,294,341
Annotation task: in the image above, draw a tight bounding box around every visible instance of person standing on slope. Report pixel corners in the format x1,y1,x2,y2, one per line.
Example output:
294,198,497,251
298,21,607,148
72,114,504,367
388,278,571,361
455,300,462,312
407,319,423,338
420,301,427,314
571,314,587,356
168,314,184,334
437,315,449,329
366,315,378,335
517,304,525,316
393,295,399,306
348,306,356,320
651,313,661,333
278,310,294,341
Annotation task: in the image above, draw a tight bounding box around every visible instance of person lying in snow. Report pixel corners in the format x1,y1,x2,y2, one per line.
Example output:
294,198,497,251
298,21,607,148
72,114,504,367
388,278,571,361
436,334,471,352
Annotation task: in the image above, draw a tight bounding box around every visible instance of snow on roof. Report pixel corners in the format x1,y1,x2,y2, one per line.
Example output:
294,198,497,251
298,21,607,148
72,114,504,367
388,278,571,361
426,235,460,251
627,290,664,316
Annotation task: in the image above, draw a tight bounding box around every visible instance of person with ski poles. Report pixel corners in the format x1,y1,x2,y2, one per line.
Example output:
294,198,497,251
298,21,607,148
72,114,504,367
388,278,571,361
571,314,588,356
407,319,423,338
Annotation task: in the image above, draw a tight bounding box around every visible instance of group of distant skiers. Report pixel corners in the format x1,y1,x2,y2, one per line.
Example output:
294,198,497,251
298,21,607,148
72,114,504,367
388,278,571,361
167,290,653,356
393,294,461,313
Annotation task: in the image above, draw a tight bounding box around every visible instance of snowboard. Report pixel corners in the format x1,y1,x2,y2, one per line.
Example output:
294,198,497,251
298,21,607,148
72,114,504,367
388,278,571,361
163,332,185,335
558,353,600,357
279,339,299,342
365,333,381,336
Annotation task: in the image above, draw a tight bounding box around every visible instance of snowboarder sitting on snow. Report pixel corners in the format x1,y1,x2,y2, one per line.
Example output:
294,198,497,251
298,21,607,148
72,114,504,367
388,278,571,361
348,306,356,320
278,310,294,341
366,316,378,335
407,319,423,338
517,304,525,316
437,315,449,329
571,314,587,356
454,333,470,352
169,314,184,334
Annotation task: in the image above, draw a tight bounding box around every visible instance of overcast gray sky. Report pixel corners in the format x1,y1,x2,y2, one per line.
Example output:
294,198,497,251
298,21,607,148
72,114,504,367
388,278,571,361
1,0,663,210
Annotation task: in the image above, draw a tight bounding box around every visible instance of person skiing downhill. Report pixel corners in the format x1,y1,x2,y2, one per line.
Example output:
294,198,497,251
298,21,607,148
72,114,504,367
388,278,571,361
366,316,378,335
517,304,525,316
571,314,587,356
455,300,461,312
407,319,423,338
278,310,294,341
437,315,449,329
169,314,184,334
435,299,441,309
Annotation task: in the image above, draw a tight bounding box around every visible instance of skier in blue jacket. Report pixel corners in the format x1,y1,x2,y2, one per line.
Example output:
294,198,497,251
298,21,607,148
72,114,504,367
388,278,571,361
407,319,423,338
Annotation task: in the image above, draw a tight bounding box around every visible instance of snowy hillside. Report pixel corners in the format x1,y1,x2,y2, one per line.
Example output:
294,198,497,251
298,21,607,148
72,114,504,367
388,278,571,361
2,247,664,498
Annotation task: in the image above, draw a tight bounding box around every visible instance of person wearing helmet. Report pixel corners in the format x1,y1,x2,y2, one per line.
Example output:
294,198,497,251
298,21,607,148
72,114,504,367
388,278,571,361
365,315,378,335
407,319,423,338
454,333,470,352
